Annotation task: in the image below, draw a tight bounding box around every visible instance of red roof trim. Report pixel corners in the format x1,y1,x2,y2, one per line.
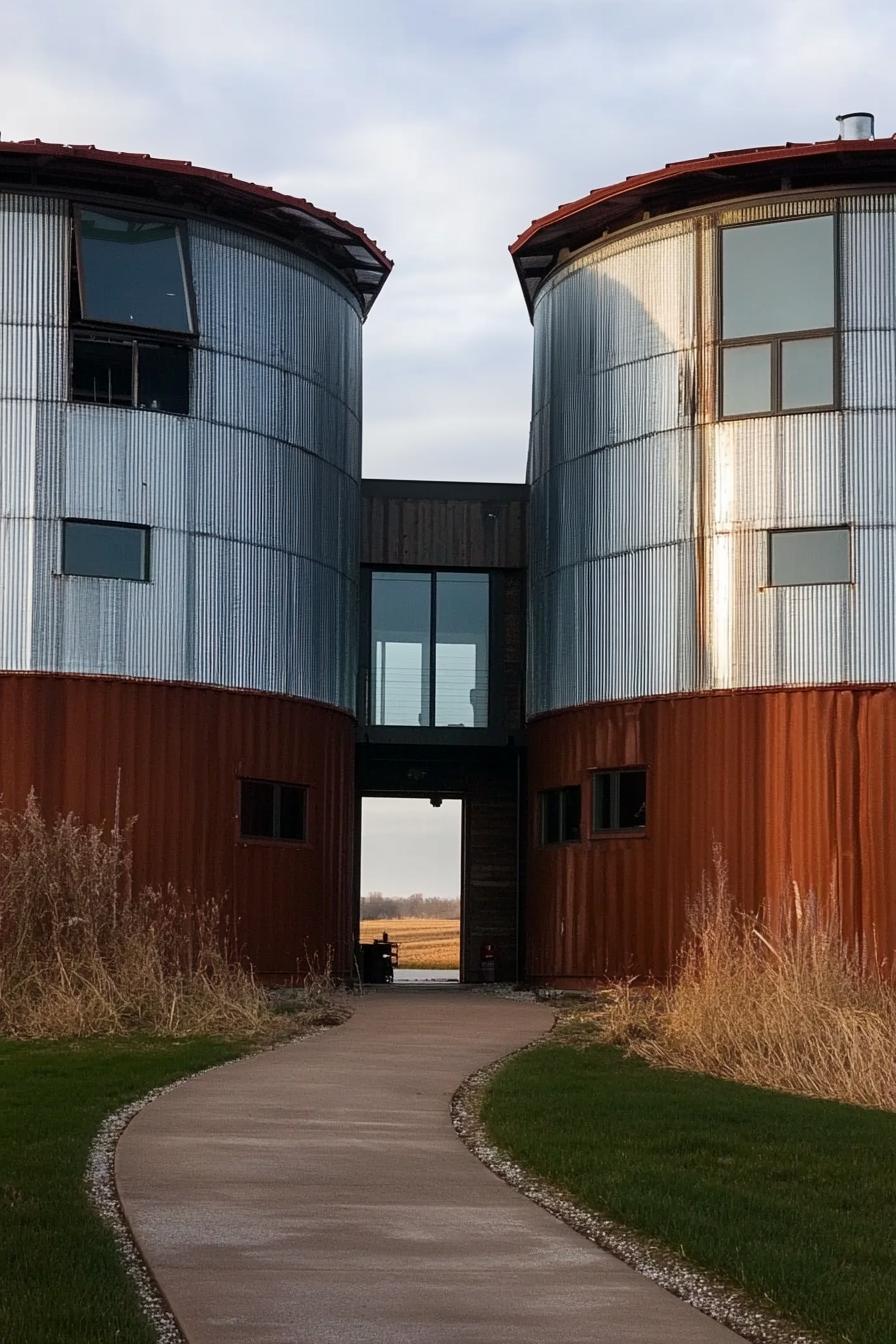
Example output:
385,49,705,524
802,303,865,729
0,139,392,312
510,136,896,314
511,137,896,254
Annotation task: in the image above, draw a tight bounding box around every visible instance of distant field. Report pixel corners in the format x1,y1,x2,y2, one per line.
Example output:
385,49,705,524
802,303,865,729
360,918,460,970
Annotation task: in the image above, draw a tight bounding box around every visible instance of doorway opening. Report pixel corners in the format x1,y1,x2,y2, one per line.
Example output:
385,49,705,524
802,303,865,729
360,795,463,983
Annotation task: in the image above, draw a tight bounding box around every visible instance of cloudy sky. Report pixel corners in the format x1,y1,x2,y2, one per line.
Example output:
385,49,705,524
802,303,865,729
4,1,892,898
4,0,894,486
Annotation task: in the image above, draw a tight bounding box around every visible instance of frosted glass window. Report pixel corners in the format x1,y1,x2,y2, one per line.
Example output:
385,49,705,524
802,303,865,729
722,216,834,339
769,528,851,586
722,343,772,416
62,520,149,581
781,336,834,409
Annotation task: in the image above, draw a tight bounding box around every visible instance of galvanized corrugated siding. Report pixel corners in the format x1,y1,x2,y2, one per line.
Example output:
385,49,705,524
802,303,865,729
0,195,361,711
0,672,357,978
529,192,896,715
526,688,896,983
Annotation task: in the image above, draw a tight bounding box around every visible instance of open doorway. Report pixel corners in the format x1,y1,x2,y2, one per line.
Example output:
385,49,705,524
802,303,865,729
360,796,462,983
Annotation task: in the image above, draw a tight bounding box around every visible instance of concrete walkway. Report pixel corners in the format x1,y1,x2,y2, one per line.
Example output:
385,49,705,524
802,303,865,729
116,990,740,1344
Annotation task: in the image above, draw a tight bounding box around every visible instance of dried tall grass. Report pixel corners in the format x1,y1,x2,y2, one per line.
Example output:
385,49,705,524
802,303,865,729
0,793,275,1039
596,847,896,1111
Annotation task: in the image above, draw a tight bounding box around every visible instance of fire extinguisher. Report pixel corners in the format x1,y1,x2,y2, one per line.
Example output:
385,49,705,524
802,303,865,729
480,942,496,983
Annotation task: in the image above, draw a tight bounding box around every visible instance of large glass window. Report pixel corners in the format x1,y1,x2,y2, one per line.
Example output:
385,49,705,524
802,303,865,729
435,573,489,727
75,208,194,333
768,528,851,586
62,520,150,581
369,571,490,729
720,215,836,417
371,573,432,726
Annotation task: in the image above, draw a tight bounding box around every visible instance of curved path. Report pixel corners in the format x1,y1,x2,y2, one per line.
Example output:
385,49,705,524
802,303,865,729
117,990,739,1343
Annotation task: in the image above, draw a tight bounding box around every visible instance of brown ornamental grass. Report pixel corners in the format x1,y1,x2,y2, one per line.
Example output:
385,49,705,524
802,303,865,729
594,847,896,1112
0,792,275,1039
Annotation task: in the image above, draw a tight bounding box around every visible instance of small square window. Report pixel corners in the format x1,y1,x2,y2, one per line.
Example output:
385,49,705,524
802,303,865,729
592,769,647,833
240,779,307,842
62,520,150,581
768,528,851,586
721,343,772,416
781,336,834,410
540,786,580,845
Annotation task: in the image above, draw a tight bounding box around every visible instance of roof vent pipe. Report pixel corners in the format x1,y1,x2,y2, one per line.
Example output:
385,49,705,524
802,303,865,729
837,112,875,140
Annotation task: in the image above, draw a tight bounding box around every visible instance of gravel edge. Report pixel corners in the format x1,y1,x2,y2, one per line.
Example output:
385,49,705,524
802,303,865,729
451,1046,827,1344
84,1015,348,1344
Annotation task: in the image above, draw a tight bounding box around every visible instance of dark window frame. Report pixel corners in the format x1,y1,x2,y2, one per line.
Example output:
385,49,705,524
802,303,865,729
69,204,197,416
60,518,151,582
238,778,309,845
539,785,581,846
70,334,191,416
71,203,198,338
591,767,648,836
717,213,841,420
766,526,853,588
367,567,493,731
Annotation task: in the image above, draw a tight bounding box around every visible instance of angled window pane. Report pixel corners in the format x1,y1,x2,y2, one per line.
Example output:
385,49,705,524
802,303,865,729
77,209,193,333
781,336,834,410
370,573,432,726
435,573,489,727
71,338,133,406
137,343,190,413
769,528,851,585
62,521,149,581
722,343,771,416
722,216,834,339
240,780,276,839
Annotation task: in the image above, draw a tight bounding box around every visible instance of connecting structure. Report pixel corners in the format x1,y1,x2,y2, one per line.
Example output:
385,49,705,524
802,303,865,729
1,121,894,984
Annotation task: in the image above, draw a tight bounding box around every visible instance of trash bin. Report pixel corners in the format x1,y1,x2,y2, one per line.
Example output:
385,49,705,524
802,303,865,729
361,934,397,984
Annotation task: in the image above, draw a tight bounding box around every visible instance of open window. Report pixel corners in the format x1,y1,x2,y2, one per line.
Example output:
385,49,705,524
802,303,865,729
70,207,196,415
720,216,836,417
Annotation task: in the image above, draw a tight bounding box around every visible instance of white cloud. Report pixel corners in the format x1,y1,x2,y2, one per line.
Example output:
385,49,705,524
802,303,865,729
2,0,896,481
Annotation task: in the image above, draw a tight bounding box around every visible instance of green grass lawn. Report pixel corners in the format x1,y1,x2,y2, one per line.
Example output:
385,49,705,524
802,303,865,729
0,1035,254,1344
482,1042,896,1344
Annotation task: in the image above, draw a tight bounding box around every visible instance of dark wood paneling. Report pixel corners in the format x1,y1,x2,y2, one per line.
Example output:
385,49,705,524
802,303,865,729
0,673,356,979
527,687,896,984
362,492,526,570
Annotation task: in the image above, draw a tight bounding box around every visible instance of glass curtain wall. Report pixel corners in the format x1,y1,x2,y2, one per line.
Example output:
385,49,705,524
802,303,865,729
370,571,490,728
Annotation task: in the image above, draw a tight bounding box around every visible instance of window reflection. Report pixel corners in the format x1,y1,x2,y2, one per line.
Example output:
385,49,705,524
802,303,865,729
76,209,194,333
369,571,490,728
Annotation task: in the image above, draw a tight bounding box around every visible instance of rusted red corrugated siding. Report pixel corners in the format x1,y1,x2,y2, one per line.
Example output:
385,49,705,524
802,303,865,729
0,673,355,979
526,686,896,983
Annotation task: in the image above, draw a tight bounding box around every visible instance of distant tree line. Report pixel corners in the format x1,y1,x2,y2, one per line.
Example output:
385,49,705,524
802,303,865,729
361,892,460,920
